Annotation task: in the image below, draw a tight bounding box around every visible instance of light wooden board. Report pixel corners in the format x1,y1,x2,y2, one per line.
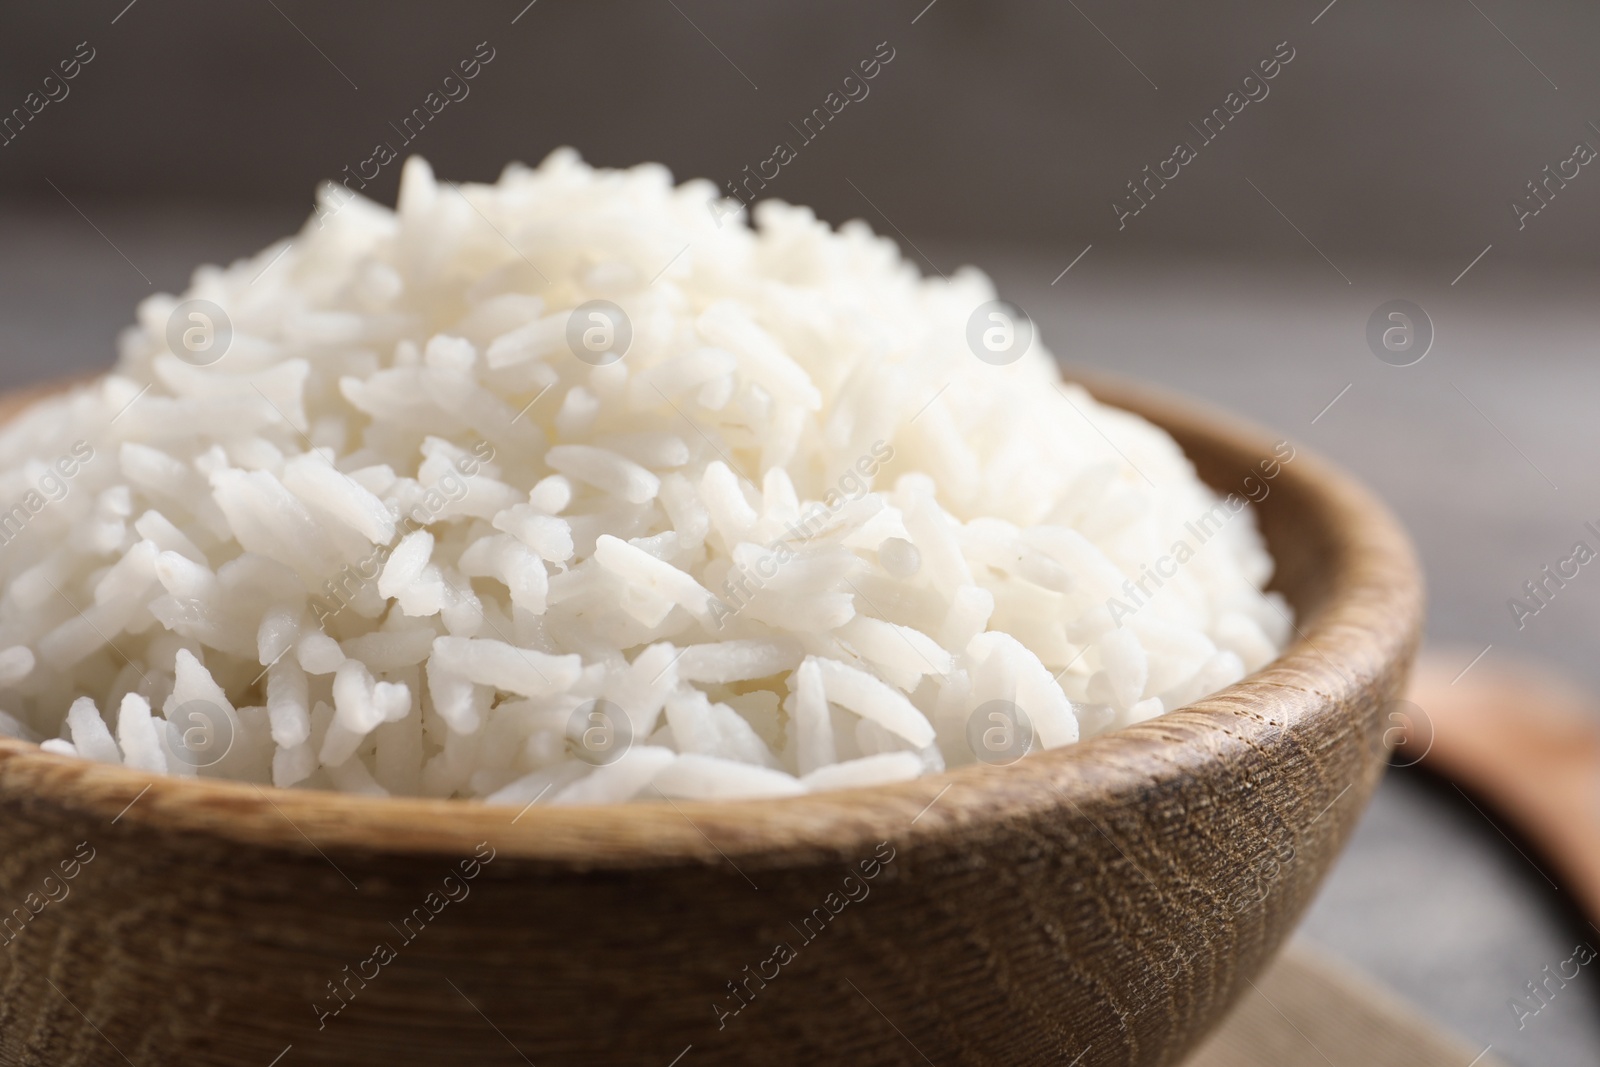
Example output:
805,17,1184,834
1190,943,1502,1067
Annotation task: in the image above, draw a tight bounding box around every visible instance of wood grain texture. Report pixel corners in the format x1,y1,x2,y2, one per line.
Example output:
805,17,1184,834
0,370,1424,1066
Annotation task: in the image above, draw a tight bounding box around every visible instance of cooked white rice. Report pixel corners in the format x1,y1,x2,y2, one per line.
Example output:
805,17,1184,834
0,151,1289,802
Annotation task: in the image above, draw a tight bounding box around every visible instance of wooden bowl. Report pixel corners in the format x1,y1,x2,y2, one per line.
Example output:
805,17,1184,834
0,370,1423,1067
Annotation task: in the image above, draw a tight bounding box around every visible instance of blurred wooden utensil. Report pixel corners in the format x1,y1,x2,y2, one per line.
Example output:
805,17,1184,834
1402,648,1600,927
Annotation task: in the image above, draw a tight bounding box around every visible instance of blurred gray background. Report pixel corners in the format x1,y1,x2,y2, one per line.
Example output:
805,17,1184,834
3,2,1598,1064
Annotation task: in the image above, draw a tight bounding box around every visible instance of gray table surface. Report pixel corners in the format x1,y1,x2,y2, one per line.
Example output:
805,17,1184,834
3,199,1596,1065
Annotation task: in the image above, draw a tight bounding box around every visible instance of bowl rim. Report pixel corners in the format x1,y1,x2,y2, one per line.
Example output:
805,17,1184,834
0,368,1423,867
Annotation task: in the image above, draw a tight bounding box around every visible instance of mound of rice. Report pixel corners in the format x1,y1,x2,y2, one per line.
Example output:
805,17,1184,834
0,152,1289,802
